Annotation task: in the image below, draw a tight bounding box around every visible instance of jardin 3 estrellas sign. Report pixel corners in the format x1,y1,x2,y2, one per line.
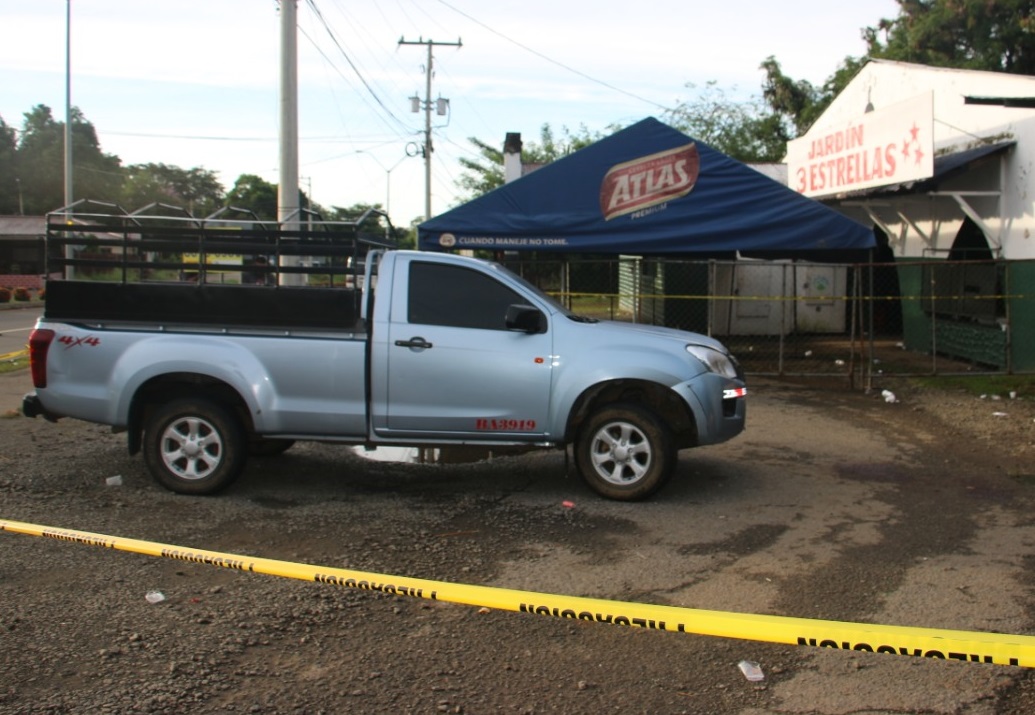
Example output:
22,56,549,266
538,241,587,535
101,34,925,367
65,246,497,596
786,92,934,198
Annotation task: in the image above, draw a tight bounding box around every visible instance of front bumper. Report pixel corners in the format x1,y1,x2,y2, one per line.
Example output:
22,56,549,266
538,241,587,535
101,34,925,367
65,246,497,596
678,375,747,447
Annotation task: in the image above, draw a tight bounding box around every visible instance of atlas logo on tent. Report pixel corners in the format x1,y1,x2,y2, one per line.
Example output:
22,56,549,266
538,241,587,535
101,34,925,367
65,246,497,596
600,142,700,221
438,233,457,248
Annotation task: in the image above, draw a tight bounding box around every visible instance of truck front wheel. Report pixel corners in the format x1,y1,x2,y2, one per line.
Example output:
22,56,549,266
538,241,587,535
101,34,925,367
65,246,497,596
143,398,247,495
575,403,674,501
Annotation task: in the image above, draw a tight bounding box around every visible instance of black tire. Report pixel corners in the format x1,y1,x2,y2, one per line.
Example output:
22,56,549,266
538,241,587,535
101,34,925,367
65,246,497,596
249,438,296,457
142,398,247,495
575,403,675,501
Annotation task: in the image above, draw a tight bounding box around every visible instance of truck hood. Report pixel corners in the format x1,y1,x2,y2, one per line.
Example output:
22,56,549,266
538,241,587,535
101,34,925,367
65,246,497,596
589,318,732,354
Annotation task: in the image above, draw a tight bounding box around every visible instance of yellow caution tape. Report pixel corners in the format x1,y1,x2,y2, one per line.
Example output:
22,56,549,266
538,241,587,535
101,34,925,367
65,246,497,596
3,518,1033,668
0,349,27,361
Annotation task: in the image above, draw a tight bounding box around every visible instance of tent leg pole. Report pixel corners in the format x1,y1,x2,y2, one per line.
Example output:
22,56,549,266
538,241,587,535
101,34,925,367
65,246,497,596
864,257,873,392
779,263,788,376
707,260,714,338
848,263,858,391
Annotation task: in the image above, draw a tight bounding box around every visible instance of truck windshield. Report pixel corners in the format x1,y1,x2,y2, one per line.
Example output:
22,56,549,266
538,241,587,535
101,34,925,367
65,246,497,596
490,262,598,323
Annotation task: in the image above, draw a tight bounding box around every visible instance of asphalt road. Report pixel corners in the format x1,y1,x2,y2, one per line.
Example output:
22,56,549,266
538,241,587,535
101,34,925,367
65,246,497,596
3,377,1035,712
0,305,41,357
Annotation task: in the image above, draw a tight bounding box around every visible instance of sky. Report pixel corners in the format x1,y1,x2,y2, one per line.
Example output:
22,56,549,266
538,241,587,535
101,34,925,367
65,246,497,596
0,0,901,226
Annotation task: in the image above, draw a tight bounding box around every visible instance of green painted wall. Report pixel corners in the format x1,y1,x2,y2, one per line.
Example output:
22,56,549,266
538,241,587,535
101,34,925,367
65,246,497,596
895,259,1035,371
896,261,931,354
1008,261,1035,372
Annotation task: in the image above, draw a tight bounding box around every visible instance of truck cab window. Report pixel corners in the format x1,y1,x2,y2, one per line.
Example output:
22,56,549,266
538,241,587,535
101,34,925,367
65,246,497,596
408,262,523,330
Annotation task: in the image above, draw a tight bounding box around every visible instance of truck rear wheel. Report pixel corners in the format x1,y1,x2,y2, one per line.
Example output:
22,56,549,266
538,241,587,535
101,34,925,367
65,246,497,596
143,398,247,495
575,403,674,501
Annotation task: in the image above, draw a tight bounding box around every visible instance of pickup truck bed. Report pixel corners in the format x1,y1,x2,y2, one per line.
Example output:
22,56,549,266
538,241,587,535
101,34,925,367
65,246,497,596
44,280,363,331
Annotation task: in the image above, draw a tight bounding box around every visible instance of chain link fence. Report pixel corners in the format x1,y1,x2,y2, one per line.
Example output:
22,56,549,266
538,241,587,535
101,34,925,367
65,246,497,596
502,256,1035,385
14,227,1033,384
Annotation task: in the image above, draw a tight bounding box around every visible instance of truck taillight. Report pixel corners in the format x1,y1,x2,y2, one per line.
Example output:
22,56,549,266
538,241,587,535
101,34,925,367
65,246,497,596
28,329,55,389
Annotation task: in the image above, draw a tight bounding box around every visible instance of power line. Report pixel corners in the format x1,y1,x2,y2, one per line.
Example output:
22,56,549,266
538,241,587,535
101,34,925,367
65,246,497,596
431,0,672,113
298,23,408,137
324,0,414,102
303,0,412,134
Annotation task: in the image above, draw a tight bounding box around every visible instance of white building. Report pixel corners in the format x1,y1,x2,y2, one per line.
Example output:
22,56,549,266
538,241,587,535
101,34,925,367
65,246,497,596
792,59,1035,260
788,60,1035,370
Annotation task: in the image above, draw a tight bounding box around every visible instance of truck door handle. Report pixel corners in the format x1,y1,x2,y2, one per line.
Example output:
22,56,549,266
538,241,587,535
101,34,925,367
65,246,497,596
395,337,433,349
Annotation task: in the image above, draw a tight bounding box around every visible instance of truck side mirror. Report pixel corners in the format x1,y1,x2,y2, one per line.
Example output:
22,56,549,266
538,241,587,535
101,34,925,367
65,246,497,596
505,304,546,334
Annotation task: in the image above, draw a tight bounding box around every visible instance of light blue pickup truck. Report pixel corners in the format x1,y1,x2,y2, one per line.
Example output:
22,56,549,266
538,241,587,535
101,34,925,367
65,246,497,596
23,211,745,501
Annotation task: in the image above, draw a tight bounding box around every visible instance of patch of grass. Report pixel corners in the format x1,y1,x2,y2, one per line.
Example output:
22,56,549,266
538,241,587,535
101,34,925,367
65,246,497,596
0,354,29,375
911,374,1035,398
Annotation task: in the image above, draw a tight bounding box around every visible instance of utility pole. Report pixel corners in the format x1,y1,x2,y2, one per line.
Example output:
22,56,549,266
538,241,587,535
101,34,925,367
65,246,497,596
278,0,302,285
398,36,461,222
64,0,73,212
64,0,75,278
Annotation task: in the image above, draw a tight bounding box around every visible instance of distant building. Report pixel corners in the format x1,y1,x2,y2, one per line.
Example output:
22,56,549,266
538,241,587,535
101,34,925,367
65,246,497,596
0,216,46,289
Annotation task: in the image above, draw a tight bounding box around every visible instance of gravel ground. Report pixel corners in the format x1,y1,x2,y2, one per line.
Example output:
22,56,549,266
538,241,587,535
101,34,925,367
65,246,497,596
2,370,1035,714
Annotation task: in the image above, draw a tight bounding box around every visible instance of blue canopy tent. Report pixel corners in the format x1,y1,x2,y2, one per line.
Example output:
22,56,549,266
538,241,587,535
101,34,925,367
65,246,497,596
418,117,875,256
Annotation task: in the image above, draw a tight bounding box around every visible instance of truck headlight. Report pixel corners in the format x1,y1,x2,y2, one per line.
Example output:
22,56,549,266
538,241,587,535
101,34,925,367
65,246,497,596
686,344,739,379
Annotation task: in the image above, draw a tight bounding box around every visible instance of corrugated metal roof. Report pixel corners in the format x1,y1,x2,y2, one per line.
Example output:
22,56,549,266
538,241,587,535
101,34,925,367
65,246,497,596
838,141,1015,198
930,141,1015,179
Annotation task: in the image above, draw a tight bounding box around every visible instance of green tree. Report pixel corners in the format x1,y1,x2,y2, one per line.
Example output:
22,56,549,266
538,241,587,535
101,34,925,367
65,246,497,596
15,104,122,214
0,116,19,214
327,201,411,247
326,201,382,221
226,174,278,220
455,137,506,199
455,123,603,202
865,0,1035,74
120,163,224,216
755,1,1035,138
757,55,866,138
664,81,789,163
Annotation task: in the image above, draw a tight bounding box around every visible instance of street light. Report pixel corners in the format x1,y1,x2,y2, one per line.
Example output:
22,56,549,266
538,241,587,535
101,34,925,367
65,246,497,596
383,156,408,220
363,153,409,223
